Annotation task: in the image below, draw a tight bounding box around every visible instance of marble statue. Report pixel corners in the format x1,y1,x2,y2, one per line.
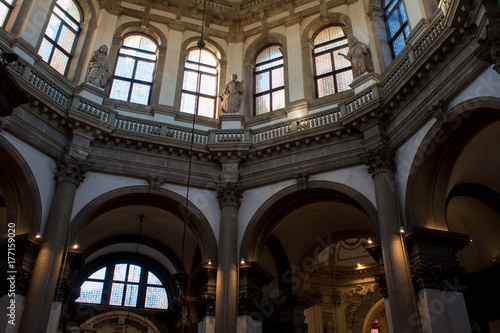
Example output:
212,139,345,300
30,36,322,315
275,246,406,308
85,45,110,87
340,37,371,77
219,74,243,114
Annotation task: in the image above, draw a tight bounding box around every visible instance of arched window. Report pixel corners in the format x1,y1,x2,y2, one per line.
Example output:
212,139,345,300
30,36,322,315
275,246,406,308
371,318,380,333
109,34,158,105
180,48,218,118
0,0,14,28
38,0,82,75
313,26,353,98
384,0,410,58
254,45,285,115
76,262,169,310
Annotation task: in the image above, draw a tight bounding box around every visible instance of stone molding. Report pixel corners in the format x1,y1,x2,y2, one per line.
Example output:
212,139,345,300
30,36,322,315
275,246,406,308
216,182,243,208
54,155,91,187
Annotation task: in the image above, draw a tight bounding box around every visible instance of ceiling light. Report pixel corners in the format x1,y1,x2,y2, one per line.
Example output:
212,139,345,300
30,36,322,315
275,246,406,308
72,243,79,249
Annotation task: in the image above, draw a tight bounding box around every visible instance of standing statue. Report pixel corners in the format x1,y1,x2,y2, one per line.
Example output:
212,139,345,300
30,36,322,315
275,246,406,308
219,74,243,114
340,37,371,77
85,45,110,87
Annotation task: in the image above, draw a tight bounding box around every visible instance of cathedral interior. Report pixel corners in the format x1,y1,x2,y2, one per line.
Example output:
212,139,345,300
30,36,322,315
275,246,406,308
0,0,500,332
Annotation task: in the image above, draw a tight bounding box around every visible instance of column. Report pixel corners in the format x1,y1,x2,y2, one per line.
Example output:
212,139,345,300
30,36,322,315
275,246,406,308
18,154,89,333
361,143,419,333
215,181,243,333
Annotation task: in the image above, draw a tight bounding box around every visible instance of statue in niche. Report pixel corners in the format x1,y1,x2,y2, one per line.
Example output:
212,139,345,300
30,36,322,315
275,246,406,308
219,73,243,114
324,317,334,333
85,45,111,87
340,37,372,78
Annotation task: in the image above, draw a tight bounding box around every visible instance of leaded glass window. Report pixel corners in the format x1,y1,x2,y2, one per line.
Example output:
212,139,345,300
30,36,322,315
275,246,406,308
109,34,158,105
38,0,81,75
384,0,410,58
76,263,169,310
313,26,353,98
180,48,218,118
254,45,285,115
0,0,14,28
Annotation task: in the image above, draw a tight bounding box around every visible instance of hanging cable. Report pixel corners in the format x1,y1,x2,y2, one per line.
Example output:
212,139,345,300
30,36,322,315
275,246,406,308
181,0,208,265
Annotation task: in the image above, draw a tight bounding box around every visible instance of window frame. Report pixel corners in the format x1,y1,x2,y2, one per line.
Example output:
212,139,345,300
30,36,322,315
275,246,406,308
180,47,219,118
109,33,158,106
253,44,285,116
384,0,410,58
312,25,353,99
38,0,82,76
0,0,14,29
75,259,171,310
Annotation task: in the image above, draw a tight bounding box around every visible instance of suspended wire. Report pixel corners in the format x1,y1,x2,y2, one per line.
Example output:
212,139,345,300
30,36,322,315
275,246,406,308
181,0,208,265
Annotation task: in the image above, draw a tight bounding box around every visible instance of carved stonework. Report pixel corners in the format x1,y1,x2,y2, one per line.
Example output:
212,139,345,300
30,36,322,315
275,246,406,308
374,273,388,298
339,36,373,77
342,284,376,328
54,155,90,187
217,182,243,208
80,311,160,333
477,26,500,74
360,145,395,176
195,294,216,319
411,262,466,292
238,292,259,317
428,99,449,123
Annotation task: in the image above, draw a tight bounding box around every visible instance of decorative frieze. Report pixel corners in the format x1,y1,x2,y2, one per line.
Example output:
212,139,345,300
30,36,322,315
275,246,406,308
54,155,91,187
216,182,243,208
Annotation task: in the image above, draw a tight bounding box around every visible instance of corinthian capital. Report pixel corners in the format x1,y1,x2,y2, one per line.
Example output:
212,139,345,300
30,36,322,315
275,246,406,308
54,155,91,187
360,144,395,176
217,182,243,208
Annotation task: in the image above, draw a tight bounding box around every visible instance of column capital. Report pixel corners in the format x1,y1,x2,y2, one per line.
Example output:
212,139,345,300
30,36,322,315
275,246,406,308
360,144,395,176
54,155,91,187
217,182,243,208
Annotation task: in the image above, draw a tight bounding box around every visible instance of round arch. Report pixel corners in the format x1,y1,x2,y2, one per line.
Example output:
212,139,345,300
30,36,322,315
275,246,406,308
301,12,353,43
0,136,41,235
240,180,379,262
80,311,160,332
113,22,167,46
405,97,500,230
70,186,218,264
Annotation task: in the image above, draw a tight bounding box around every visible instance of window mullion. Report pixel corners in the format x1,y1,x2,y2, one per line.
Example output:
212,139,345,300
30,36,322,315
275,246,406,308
102,265,114,305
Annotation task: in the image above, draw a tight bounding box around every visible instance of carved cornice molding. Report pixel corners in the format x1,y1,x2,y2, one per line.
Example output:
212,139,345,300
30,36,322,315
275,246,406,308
411,262,466,292
359,144,395,177
217,182,243,208
54,154,91,187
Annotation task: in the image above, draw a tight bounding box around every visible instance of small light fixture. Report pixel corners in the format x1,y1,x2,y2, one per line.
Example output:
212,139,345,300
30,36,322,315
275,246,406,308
35,232,41,239
208,259,212,265
357,263,362,267
240,258,245,265
493,258,497,263
400,226,405,234
367,237,373,244
469,238,473,243
72,243,79,249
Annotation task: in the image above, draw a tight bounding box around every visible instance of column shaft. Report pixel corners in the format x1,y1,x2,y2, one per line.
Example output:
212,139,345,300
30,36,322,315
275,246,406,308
18,180,77,333
215,182,242,333
372,170,418,333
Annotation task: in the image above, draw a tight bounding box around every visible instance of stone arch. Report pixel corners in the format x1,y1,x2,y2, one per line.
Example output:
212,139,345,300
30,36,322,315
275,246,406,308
0,136,41,235
362,298,388,333
113,21,167,46
405,96,500,230
79,311,160,332
240,180,379,262
70,186,218,264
